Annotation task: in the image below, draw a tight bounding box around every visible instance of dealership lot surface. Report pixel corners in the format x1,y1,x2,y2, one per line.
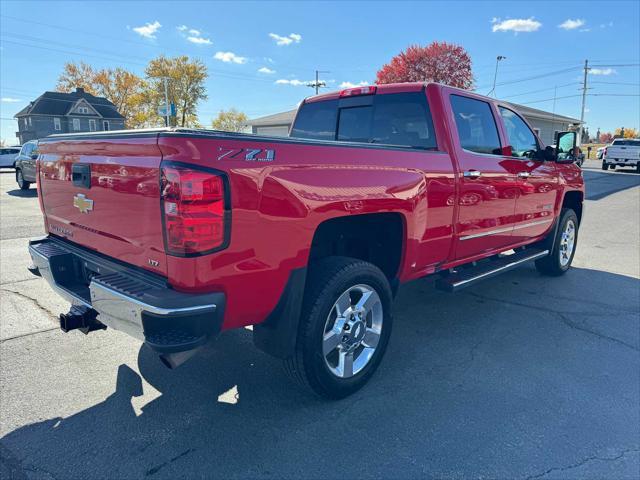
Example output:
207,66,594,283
1,161,638,479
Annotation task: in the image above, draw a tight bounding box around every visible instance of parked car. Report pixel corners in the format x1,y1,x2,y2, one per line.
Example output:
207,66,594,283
14,140,39,189
0,146,21,168
28,83,584,399
602,138,640,172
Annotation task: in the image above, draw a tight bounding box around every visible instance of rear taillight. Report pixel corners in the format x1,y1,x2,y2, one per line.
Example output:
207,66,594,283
339,85,377,98
160,163,229,256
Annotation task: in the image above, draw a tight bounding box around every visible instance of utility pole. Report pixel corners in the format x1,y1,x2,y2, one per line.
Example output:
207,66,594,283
307,70,328,95
163,77,170,127
578,59,589,145
487,56,506,97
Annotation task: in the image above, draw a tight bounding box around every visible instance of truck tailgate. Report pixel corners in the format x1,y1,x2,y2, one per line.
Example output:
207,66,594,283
38,134,167,276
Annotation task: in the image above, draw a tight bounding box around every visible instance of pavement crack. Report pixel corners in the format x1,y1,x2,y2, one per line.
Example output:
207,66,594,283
524,448,640,479
145,448,195,477
557,313,639,352
465,292,639,353
0,286,59,320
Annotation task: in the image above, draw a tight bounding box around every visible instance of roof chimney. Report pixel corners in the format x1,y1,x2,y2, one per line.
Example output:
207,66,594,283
76,87,85,94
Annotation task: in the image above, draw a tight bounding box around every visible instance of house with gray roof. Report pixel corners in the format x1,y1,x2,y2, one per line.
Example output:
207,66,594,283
14,87,125,144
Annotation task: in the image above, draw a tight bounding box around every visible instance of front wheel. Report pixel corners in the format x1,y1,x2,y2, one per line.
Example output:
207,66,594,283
535,209,579,276
601,162,609,171
284,257,393,399
16,169,30,190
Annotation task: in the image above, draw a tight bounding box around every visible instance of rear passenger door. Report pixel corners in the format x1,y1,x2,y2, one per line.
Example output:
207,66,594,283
448,93,518,260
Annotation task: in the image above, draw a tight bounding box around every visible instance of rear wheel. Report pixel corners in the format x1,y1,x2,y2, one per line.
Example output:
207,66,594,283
16,169,30,190
284,257,393,399
535,209,579,276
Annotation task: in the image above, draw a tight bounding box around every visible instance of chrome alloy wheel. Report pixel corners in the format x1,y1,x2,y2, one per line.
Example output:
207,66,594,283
322,284,383,379
559,219,576,266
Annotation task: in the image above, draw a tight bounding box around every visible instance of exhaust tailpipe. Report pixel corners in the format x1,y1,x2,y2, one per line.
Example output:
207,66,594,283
158,347,202,369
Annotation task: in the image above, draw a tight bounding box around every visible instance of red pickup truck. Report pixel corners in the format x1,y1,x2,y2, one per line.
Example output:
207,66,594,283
29,83,584,398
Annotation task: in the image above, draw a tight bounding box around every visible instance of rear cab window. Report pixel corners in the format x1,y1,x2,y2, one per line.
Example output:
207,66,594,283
612,139,640,146
449,95,502,155
291,91,437,149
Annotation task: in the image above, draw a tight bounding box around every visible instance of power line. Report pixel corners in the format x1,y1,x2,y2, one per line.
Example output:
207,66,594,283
502,82,580,99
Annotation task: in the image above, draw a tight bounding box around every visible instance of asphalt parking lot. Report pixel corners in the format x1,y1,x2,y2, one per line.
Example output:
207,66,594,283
1,160,638,480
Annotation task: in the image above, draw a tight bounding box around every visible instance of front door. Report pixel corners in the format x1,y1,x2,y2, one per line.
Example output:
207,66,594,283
448,93,519,260
497,106,559,242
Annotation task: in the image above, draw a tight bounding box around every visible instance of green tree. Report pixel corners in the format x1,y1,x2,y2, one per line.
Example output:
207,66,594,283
145,56,208,127
211,108,248,132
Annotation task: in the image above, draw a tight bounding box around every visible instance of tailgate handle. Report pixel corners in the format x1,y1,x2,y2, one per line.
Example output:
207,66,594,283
72,164,91,189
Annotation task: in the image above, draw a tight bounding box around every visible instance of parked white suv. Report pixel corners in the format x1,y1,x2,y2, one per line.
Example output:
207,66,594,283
602,138,640,172
0,146,21,168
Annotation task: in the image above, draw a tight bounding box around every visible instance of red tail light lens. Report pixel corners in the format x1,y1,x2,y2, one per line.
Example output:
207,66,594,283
161,163,229,256
339,85,377,98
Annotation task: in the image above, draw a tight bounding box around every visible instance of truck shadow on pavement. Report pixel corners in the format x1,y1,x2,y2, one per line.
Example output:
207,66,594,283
5,188,37,198
1,266,639,479
582,169,640,201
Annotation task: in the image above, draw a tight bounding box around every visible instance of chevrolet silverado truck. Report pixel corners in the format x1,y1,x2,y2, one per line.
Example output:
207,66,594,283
28,83,584,398
602,138,640,172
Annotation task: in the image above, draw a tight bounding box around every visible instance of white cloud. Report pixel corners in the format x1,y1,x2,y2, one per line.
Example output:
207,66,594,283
589,68,616,76
339,81,368,88
275,79,306,86
258,67,276,74
177,25,212,45
269,33,302,46
133,21,161,39
600,21,614,29
188,36,212,45
558,18,585,30
492,17,541,33
1,97,21,103
214,51,247,64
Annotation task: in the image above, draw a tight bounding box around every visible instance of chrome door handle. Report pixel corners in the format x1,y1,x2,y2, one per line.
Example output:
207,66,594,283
517,171,531,178
463,170,482,178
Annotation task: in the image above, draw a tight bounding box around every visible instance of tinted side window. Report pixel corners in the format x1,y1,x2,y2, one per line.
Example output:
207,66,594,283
450,95,501,155
290,100,338,141
498,107,538,157
370,93,436,148
20,144,32,156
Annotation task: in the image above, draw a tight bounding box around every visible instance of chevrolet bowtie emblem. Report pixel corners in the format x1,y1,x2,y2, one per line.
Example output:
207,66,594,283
73,193,94,214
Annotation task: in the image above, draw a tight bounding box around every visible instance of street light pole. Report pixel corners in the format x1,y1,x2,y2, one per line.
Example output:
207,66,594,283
307,70,328,95
163,77,170,127
488,55,506,97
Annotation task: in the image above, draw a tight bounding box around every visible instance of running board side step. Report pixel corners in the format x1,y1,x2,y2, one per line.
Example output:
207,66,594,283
435,248,549,293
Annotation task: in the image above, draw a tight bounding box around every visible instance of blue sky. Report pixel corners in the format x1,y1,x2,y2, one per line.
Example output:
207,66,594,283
1,0,639,144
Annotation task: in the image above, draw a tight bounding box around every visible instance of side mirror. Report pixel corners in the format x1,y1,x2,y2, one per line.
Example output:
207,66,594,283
30,153,38,160
554,131,577,163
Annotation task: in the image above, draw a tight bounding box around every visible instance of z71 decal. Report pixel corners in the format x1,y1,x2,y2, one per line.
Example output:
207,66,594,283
217,147,275,162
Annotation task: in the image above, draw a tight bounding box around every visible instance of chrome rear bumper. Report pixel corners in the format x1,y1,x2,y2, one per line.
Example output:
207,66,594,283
28,236,225,353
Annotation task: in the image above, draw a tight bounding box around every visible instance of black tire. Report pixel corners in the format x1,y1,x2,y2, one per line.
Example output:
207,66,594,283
284,256,393,399
636,163,640,174
16,169,30,190
535,209,579,276
601,162,609,171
